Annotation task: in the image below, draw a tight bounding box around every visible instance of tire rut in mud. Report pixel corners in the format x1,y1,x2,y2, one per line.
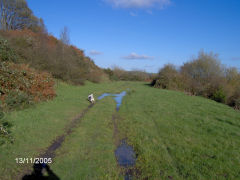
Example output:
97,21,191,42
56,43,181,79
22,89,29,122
40,103,94,159
112,113,138,180
17,103,94,180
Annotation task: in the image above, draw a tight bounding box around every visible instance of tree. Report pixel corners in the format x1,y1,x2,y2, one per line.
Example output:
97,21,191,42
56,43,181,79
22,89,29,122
0,0,45,31
38,18,47,33
181,51,223,81
180,51,226,96
60,26,70,45
152,64,183,90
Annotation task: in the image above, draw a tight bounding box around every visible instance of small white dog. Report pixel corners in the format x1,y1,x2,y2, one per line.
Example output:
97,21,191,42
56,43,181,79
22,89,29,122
88,94,95,104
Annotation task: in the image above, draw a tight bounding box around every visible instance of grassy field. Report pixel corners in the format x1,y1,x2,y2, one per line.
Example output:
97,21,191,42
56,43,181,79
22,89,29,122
0,81,240,180
118,84,240,179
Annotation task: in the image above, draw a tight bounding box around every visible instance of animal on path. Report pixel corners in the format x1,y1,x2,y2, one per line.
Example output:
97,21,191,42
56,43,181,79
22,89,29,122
88,94,95,104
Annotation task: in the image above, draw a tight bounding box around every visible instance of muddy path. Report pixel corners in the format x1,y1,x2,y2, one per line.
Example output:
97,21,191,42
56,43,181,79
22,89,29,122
40,103,94,159
112,112,138,180
98,91,137,180
18,90,134,179
17,103,94,180
112,113,120,146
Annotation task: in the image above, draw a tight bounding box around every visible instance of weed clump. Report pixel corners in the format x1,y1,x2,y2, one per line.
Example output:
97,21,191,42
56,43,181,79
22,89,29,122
0,101,13,145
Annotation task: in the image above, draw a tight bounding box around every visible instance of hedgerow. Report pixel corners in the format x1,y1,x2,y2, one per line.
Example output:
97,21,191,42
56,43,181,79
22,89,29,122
152,52,240,109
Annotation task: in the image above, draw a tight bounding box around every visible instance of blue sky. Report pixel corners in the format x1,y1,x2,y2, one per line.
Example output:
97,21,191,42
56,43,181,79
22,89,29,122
28,0,240,73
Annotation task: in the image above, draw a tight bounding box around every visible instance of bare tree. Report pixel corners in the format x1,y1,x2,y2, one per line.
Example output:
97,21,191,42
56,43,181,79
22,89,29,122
0,0,41,31
60,26,70,45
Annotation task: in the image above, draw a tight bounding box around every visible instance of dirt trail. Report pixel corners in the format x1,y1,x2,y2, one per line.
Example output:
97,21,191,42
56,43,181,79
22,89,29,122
17,103,94,180
112,112,137,180
40,103,94,159
112,113,120,146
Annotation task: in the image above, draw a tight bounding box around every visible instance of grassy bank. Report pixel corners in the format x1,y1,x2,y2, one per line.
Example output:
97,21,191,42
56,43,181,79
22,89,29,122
118,83,240,179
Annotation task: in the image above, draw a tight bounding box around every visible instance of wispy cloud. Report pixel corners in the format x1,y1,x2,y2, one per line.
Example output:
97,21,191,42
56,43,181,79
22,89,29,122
89,50,103,56
123,52,154,60
104,0,172,9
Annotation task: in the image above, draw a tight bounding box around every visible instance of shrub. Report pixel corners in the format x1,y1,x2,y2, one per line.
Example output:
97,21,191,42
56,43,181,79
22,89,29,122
180,52,224,95
0,61,56,110
234,98,240,110
0,37,17,62
228,86,240,109
152,64,184,90
104,68,120,81
211,89,226,103
4,91,32,110
0,120,13,145
0,30,106,84
152,51,240,109
0,101,13,145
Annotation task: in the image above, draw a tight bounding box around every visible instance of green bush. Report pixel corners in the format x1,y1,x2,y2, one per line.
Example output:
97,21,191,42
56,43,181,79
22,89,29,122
235,98,240,109
152,64,184,90
0,121,13,145
0,101,13,145
4,91,33,110
211,89,226,103
0,37,17,62
0,61,56,110
152,52,240,109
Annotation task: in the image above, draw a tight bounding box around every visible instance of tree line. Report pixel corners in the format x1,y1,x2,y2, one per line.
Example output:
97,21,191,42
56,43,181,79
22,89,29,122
152,52,240,109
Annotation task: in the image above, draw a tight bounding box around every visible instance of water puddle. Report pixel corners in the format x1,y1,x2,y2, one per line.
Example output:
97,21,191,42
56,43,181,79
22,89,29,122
115,140,136,167
98,90,137,179
98,91,127,111
115,140,137,180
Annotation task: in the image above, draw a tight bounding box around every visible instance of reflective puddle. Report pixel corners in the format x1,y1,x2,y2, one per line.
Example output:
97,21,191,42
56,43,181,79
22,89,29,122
98,90,137,180
115,140,136,167
98,91,127,111
115,140,137,180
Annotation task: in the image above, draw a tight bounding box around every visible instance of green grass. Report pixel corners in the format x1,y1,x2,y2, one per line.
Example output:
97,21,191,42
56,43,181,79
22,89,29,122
0,81,240,180
118,84,240,179
52,97,120,180
0,81,130,180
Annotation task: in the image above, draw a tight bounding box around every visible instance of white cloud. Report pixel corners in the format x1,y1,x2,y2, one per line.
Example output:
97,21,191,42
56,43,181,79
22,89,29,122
123,52,154,60
104,0,172,9
89,50,103,56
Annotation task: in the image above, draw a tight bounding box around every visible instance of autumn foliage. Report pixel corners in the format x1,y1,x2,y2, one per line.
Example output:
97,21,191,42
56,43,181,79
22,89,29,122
0,29,105,85
0,61,55,109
